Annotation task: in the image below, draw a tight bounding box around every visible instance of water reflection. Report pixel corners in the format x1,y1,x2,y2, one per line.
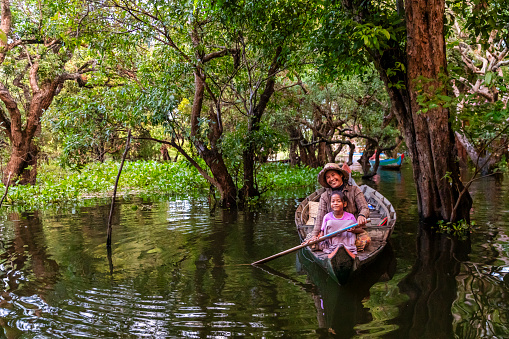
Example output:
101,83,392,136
0,171,508,337
0,212,59,338
395,227,471,338
454,262,509,338
297,244,397,338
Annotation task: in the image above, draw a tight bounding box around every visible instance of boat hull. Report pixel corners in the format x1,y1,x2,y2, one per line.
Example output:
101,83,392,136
369,154,404,170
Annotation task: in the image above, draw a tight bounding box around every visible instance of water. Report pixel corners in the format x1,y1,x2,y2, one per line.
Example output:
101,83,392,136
0,165,508,338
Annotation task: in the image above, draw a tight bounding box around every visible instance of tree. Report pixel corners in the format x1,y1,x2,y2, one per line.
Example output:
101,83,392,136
277,71,400,177
46,86,137,168
0,0,98,184
317,0,472,222
99,0,315,205
448,3,509,175
403,0,466,220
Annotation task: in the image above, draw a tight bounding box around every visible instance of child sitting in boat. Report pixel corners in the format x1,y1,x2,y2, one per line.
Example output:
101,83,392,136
319,190,363,255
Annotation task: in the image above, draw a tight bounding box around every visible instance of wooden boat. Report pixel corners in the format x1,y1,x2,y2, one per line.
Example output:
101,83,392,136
369,153,404,170
295,185,396,285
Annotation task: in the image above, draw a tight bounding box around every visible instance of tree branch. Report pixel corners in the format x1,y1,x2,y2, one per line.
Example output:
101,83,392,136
135,136,220,188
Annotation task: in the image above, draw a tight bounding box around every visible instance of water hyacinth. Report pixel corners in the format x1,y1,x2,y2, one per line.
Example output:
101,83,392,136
0,161,322,211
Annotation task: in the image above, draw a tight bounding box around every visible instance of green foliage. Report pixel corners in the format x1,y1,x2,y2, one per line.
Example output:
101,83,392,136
435,219,474,240
414,73,454,114
448,0,509,47
494,155,508,174
458,101,508,137
442,171,453,186
314,0,406,81
220,121,288,185
0,160,320,211
45,85,139,167
256,163,321,191
0,160,208,210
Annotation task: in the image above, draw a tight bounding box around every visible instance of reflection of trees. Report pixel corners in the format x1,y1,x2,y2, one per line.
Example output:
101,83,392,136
452,263,509,337
0,212,60,337
395,227,471,339
0,212,59,293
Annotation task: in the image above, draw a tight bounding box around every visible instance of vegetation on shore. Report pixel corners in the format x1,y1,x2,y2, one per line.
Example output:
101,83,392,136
0,160,322,211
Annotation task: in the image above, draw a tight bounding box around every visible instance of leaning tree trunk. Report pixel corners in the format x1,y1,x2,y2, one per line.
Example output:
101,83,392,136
455,131,508,175
0,80,60,185
191,70,237,207
240,46,282,200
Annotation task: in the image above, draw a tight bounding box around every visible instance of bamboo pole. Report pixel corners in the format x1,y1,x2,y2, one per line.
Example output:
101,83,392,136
251,218,375,265
107,130,131,248
0,172,12,208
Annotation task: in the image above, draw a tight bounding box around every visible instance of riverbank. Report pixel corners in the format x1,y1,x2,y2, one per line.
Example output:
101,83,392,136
0,160,322,211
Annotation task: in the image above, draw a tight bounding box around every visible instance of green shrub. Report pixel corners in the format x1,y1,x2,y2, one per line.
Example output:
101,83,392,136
0,161,323,211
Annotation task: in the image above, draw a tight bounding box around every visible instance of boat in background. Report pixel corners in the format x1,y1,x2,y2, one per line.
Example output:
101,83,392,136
295,185,396,285
370,153,404,170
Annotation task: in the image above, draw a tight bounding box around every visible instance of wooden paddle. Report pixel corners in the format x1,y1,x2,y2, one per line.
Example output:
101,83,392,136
251,217,383,266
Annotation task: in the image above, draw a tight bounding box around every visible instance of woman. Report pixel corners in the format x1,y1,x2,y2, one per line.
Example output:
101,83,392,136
308,162,370,243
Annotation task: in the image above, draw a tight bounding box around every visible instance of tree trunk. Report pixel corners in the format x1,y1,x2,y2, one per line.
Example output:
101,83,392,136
358,140,377,178
0,82,59,185
160,144,171,161
347,143,355,165
301,141,319,168
288,126,300,166
455,131,508,175
201,148,237,207
240,147,260,199
4,140,38,185
240,46,282,199
340,0,472,221
298,141,311,166
190,70,237,207
404,0,471,222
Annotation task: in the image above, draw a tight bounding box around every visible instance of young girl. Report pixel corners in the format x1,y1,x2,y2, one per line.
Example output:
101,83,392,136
318,190,363,255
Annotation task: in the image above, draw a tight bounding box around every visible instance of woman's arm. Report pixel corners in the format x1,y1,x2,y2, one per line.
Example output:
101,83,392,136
312,193,329,237
353,186,369,226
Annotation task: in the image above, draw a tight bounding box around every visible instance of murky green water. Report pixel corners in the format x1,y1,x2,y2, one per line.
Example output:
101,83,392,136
0,166,508,338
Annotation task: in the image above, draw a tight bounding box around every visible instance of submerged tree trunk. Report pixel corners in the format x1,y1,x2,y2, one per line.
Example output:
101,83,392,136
5,141,38,185
403,0,471,222
356,0,472,221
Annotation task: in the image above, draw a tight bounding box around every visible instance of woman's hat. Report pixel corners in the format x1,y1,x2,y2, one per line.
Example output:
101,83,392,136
317,163,350,188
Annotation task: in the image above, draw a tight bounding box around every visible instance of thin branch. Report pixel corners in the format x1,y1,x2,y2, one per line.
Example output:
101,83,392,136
134,136,221,189
107,129,131,248
0,172,12,207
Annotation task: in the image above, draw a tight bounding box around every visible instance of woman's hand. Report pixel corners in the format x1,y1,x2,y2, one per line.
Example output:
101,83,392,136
302,235,319,245
357,215,367,226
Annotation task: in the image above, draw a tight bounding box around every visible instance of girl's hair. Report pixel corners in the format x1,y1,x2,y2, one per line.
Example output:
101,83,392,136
331,190,347,202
